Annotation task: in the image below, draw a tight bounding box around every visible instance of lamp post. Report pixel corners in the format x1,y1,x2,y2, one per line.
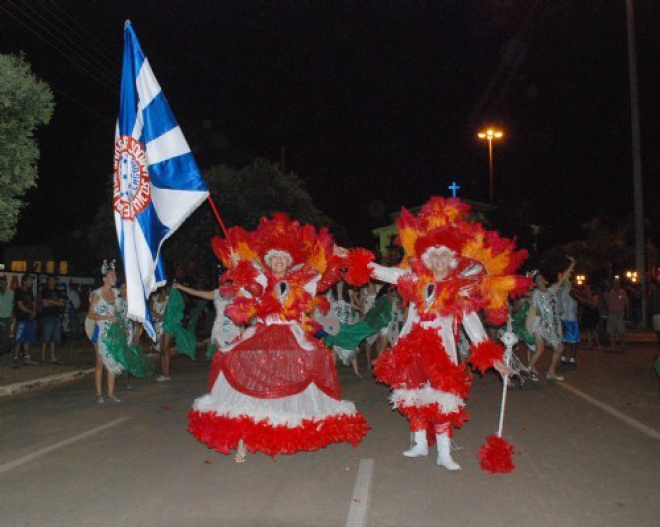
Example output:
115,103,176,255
477,128,504,204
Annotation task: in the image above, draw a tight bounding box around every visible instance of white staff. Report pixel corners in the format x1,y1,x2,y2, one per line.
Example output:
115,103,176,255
498,316,519,437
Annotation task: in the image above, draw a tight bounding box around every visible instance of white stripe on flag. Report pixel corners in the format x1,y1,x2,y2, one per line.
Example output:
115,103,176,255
132,103,144,140
145,126,190,165
115,212,163,333
151,187,209,230
133,221,161,294
135,59,162,109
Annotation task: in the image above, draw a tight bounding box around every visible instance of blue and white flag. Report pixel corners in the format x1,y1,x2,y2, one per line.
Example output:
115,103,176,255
113,21,208,339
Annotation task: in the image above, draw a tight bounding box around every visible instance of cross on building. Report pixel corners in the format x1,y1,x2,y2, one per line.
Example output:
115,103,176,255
448,181,461,198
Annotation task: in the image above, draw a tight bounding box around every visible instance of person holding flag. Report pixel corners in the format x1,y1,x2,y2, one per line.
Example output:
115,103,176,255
113,21,209,341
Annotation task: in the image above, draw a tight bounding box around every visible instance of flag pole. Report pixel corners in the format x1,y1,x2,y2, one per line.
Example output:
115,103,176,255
207,196,230,240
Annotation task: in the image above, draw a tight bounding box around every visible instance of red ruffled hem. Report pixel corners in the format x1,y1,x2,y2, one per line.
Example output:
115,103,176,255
188,410,371,456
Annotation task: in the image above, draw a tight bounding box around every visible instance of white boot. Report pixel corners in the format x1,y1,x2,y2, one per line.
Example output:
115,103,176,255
403,431,428,457
436,433,461,470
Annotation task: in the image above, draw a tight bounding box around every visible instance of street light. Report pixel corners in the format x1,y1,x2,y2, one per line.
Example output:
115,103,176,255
477,128,504,204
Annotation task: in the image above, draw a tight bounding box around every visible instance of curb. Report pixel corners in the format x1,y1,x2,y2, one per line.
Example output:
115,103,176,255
0,368,95,398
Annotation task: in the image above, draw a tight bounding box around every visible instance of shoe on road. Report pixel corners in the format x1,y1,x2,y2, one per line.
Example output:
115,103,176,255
156,375,171,382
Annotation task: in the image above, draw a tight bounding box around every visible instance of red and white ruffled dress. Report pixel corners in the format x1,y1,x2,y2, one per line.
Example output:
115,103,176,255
188,267,370,456
369,263,503,438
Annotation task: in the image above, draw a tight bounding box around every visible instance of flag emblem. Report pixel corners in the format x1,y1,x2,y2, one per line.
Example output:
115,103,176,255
113,135,150,220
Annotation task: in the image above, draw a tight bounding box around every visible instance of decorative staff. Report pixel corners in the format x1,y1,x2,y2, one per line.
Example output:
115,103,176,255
477,315,517,473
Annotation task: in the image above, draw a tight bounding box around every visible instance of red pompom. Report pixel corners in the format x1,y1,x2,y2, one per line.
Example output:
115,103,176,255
344,249,375,287
478,435,515,474
225,297,256,325
468,339,504,375
229,260,259,288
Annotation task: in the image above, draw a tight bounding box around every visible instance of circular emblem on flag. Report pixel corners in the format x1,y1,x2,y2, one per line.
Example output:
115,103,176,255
113,136,150,220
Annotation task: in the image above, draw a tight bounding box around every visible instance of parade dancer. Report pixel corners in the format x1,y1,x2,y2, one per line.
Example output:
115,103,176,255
345,197,529,470
188,214,370,462
527,257,575,381
326,280,362,377
87,261,123,403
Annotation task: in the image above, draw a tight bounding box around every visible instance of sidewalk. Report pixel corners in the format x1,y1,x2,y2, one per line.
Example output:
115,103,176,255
0,336,97,397
0,335,164,397
624,328,657,344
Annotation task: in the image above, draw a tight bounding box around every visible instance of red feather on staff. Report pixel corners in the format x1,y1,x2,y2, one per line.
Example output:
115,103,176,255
478,434,515,473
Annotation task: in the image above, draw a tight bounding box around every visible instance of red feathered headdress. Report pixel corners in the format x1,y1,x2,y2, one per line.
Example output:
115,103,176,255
393,196,531,324
212,213,337,276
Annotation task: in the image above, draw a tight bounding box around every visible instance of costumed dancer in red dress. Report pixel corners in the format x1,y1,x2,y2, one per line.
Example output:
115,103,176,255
345,197,530,471
188,214,370,462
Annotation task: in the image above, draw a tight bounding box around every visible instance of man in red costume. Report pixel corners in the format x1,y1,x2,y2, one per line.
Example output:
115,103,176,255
346,197,529,470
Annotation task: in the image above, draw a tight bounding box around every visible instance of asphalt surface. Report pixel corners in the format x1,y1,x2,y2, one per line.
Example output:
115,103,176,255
1,344,659,527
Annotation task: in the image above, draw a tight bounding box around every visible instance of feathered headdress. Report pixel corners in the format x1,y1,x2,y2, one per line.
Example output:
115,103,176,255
212,213,336,275
395,197,531,324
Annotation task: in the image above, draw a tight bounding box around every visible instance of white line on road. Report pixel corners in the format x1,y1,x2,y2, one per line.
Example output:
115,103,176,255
346,458,374,527
558,383,660,440
0,417,131,474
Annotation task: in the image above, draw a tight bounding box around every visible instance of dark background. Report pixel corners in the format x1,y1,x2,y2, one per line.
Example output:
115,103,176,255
1,0,659,252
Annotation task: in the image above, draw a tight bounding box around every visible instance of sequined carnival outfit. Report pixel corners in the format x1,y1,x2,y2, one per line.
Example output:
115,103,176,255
188,214,369,456
90,287,124,375
327,286,360,366
531,285,563,350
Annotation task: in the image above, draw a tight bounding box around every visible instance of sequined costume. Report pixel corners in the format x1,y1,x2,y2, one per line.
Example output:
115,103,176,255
90,287,124,375
188,214,369,456
327,290,360,366
531,285,562,350
151,293,168,351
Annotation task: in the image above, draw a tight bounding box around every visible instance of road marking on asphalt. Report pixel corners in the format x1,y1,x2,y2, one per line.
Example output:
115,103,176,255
0,417,130,474
559,383,660,440
346,458,374,527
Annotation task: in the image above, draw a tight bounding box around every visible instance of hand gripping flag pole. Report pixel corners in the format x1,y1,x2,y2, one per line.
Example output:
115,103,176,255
477,316,517,473
114,21,209,339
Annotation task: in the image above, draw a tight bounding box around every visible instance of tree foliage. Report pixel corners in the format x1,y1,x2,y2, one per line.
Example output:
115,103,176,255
539,216,658,282
0,54,54,241
165,158,336,270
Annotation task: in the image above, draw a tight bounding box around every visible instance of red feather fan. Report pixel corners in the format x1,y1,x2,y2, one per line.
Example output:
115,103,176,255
344,248,375,286
468,339,505,375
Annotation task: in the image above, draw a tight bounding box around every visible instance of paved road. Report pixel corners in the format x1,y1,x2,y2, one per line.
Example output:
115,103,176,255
1,345,659,527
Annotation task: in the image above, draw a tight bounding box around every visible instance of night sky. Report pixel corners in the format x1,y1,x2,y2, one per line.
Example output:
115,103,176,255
2,1,659,252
